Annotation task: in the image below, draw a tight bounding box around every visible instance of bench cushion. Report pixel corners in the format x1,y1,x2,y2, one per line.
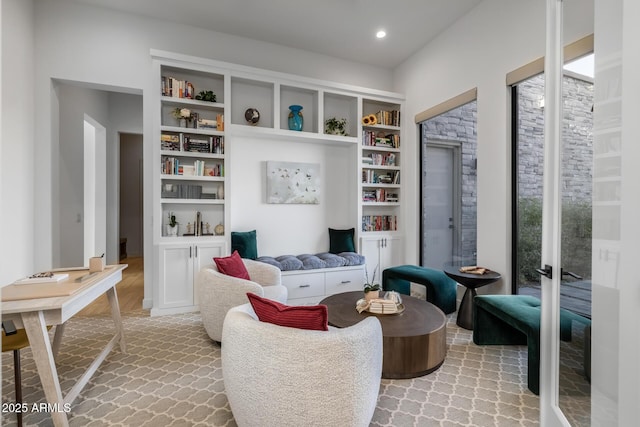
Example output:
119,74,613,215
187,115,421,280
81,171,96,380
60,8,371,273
257,252,365,272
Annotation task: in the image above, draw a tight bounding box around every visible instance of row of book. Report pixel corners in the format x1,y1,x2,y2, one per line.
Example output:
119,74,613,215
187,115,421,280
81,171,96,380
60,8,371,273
162,184,203,199
161,76,195,99
161,157,223,177
362,215,398,232
363,153,397,167
362,189,399,203
362,170,400,185
161,133,224,154
374,110,401,127
362,131,400,148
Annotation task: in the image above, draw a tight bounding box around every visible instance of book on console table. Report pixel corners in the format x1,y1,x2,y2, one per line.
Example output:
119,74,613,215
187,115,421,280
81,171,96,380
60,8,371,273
13,272,70,285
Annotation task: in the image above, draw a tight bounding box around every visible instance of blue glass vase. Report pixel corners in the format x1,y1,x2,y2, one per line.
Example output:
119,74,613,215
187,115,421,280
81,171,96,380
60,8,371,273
288,105,303,131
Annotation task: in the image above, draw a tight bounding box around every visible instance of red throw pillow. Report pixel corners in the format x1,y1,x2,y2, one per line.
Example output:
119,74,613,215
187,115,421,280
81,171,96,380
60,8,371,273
246,292,328,331
213,250,250,280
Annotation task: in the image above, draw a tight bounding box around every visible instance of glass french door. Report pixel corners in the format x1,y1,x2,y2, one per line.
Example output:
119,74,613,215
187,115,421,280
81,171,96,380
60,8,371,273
540,0,593,425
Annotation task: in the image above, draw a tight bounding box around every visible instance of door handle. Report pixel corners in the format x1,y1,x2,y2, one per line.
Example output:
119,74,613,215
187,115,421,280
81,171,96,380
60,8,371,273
190,247,192,258
535,264,553,279
561,269,582,280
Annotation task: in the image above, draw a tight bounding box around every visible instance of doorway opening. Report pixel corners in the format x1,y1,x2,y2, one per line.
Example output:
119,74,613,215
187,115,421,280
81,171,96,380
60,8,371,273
420,100,477,270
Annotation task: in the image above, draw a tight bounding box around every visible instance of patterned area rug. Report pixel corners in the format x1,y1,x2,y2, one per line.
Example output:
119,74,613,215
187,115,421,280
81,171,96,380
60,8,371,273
1,310,588,426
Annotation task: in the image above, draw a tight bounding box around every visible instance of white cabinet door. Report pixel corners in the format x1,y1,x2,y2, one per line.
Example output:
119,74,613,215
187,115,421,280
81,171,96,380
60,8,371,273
158,244,193,309
193,242,226,306
380,236,402,272
360,235,403,284
194,242,226,272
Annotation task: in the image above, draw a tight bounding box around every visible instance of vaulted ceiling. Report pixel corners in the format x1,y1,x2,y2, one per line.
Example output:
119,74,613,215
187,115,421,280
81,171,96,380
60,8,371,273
69,0,483,68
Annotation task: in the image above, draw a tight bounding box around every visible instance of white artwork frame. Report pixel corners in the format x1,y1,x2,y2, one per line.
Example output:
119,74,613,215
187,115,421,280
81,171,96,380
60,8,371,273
266,161,320,204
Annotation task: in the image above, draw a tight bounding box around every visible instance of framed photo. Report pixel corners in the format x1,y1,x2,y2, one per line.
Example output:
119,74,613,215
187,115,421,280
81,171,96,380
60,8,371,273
266,161,320,204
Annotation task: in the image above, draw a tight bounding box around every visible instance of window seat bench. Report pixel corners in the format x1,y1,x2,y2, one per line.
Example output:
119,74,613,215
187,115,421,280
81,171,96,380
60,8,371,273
256,252,366,305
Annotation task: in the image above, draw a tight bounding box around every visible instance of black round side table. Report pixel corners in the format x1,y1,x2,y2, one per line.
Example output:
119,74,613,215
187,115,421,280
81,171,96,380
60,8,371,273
443,263,501,330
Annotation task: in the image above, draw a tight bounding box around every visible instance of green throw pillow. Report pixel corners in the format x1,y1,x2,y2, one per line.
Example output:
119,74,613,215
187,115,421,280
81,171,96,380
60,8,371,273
328,228,355,254
231,230,258,260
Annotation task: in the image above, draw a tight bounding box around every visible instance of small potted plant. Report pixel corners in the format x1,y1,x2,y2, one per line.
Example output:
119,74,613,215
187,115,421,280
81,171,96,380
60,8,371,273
195,90,216,102
166,212,179,236
324,117,348,136
364,265,380,301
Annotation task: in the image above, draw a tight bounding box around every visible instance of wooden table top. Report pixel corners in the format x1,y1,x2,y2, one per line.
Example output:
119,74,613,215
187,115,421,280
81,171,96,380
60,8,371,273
320,291,446,338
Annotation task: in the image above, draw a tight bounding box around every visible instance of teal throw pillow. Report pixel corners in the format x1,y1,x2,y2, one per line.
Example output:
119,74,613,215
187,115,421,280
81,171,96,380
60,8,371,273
231,230,258,260
328,228,355,254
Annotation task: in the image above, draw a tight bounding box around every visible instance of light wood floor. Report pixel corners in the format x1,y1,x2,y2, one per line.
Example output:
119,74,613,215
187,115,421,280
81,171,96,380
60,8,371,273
78,257,145,316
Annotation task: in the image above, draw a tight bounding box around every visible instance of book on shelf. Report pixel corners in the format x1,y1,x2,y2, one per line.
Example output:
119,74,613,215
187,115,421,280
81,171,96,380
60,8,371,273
362,130,400,148
362,170,400,184
374,109,401,127
161,76,194,99
365,152,396,166
361,215,398,232
161,133,181,151
161,157,223,177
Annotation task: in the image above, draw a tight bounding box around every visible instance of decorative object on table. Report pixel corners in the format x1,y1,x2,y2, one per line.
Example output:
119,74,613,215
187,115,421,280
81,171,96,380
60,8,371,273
361,114,377,126
364,264,380,301
89,254,105,273
459,265,490,275
186,222,193,235
166,212,178,236
214,223,225,236
324,117,348,136
172,107,193,127
287,104,303,131
244,108,260,125
266,161,320,204
355,297,404,314
205,222,211,234
194,90,216,102
385,290,403,305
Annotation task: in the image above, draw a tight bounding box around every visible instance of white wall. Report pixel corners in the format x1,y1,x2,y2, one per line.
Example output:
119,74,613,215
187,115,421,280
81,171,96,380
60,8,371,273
55,84,110,267
229,137,356,256
30,0,393,298
0,0,35,285
393,0,593,294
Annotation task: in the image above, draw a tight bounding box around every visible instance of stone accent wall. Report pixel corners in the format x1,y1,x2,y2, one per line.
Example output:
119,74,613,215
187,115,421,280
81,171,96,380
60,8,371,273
518,74,593,202
421,74,592,264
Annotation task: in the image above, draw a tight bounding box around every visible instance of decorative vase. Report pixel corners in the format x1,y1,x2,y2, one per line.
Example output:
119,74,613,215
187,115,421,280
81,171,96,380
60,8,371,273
288,105,303,131
218,183,224,199
166,224,178,236
179,118,187,128
364,290,379,301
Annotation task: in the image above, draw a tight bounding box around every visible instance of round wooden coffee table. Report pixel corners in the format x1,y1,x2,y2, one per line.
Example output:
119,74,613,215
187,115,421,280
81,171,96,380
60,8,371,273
319,291,447,379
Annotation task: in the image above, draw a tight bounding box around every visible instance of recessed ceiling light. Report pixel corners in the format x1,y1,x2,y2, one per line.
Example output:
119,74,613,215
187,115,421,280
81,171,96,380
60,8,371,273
376,30,386,39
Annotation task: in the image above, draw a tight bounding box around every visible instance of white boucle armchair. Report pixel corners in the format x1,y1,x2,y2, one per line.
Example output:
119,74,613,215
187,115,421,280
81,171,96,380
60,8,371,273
196,259,288,342
222,303,383,427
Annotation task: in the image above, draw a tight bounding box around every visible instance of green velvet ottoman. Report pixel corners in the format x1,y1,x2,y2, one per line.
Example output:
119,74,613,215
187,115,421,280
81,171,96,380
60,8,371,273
382,265,457,314
473,295,591,395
